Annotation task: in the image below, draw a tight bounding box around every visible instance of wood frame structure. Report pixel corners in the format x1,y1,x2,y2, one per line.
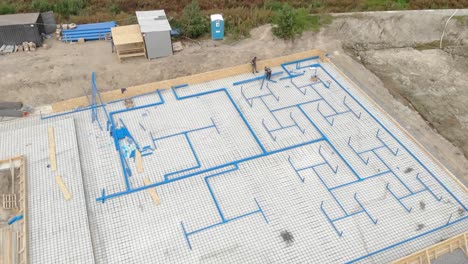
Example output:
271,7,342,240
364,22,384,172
111,25,146,62
392,232,468,264
0,156,28,264
52,49,328,111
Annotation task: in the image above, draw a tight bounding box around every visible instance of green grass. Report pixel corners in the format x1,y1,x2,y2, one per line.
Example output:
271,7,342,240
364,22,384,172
305,14,333,32
414,41,440,51
0,2,16,15
361,0,409,11
2,0,464,41
454,15,468,25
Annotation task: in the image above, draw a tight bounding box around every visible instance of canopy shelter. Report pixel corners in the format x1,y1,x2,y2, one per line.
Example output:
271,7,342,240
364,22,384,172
111,25,146,62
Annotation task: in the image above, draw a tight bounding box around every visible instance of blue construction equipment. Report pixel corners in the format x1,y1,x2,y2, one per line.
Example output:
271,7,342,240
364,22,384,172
62,21,116,42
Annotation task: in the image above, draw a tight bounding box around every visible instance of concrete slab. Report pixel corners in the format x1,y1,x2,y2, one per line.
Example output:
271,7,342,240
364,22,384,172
1,55,467,263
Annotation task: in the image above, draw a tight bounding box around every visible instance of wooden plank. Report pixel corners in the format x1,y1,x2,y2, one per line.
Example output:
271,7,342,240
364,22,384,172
136,150,143,173
118,52,146,58
392,232,468,264
5,228,11,264
20,157,28,264
55,176,72,201
425,249,431,264
0,156,27,264
111,25,144,45
464,233,468,256
143,178,160,205
51,49,326,112
48,127,57,171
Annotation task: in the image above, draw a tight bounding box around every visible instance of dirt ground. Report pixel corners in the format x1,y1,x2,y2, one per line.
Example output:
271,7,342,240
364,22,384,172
0,9,467,185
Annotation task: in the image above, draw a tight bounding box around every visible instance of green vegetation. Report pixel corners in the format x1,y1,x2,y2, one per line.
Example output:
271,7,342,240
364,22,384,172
271,4,333,40
454,15,468,26
1,0,466,40
271,4,303,39
179,1,209,38
361,0,409,11
109,3,121,15
31,0,52,13
54,0,86,17
0,3,16,15
414,41,441,51
214,7,272,39
31,0,86,17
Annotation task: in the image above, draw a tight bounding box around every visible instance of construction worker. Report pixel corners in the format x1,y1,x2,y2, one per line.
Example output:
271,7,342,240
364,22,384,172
251,56,259,73
264,66,272,80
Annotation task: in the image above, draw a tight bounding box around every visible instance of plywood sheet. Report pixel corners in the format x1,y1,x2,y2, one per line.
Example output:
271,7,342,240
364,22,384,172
48,127,57,171
55,176,72,201
136,150,143,173
112,24,144,46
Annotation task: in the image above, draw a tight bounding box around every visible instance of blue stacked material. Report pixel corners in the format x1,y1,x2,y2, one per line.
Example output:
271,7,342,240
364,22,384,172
170,29,181,36
62,21,116,42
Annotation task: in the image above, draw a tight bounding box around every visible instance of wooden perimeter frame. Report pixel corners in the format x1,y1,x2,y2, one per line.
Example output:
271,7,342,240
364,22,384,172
391,232,468,264
35,50,468,263
51,49,328,112
0,156,28,264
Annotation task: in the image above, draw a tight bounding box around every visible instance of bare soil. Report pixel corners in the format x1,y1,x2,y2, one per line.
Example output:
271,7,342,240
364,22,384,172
0,9,467,185
359,48,468,163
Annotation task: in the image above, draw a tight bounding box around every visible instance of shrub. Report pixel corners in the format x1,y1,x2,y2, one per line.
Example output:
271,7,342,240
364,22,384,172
109,3,121,15
31,0,53,12
272,4,305,40
0,3,16,15
180,0,209,38
217,7,272,39
264,0,285,11
55,0,87,17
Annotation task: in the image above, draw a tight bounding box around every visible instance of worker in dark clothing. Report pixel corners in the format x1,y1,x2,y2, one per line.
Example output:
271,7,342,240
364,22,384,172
251,56,259,73
264,66,272,80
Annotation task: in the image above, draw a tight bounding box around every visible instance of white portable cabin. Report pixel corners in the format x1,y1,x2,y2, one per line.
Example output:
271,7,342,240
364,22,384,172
136,10,173,59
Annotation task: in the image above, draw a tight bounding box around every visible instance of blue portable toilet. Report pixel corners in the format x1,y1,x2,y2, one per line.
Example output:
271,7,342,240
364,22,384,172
211,14,224,40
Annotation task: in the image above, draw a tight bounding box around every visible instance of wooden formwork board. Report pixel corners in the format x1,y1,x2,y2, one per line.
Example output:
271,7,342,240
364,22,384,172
0,156,27,264
48,127,57,172
136,151,143,173
51,49,327,112
55,176,72,201
392,232,468,264
143,178,160,205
